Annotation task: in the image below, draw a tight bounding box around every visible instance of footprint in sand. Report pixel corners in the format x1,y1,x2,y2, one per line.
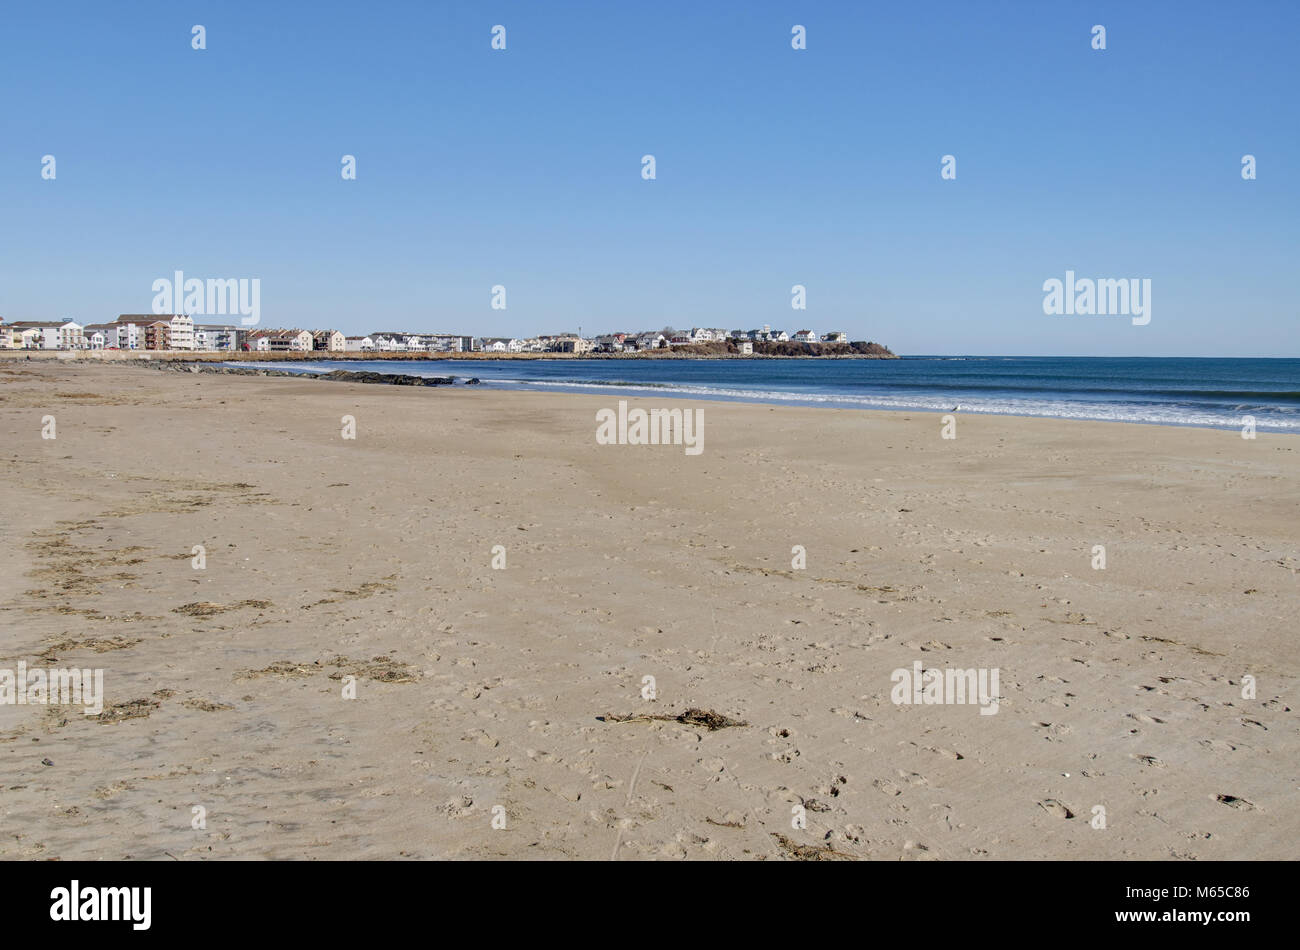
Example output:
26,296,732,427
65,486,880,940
1127,713,1166,726
1215,794,1256,810
1037,799,1075,819
1199,738,1238,753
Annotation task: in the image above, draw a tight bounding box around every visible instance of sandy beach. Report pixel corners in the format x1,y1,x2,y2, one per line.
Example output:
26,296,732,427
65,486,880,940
1,359,1296,860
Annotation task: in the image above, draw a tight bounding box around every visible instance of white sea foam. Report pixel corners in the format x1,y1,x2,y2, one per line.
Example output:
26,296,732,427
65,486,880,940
509,380,1300,431
221,363,1300,432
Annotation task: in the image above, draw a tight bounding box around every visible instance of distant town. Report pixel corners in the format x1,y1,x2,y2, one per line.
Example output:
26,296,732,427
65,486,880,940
0,315,893,356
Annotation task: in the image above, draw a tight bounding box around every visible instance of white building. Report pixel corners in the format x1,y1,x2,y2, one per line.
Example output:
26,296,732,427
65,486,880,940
428,336,463,352
168,314,195,350
110,316,150,350
793,329,818,343
370,332,409,352
11,320,85,349
194,325,240,351
59,321,85,349
84,324,116,349
344,336,375,352
312,330,346,352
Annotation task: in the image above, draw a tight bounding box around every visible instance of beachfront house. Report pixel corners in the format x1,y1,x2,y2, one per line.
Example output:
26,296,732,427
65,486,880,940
551,336,596,353
344,336,374,352
312,330,346,352
822,331,848,344
143,321,170,350
15,321,75,349
169,314,195,350
17,320,82,349
427,336,464,353
635,332,666,350
479,337,526,353
793,329,818,343
738,341,753,355
193,324,240,351
4,320,87,349
115,314,192,350
263,329,314,351
58,321,85,349
369,332,409,352
246,329,309,352
83,325,113,349
110,316,149,350
9,321,60,349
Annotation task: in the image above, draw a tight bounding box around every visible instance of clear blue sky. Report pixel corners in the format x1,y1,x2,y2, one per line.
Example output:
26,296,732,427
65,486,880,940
1,1,1295,356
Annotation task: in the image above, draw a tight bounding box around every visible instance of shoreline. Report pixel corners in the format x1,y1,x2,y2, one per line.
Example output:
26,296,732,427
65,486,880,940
130,359,1300,436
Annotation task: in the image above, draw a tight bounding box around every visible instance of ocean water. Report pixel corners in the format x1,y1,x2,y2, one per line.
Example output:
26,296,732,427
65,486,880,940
232,356,1300,433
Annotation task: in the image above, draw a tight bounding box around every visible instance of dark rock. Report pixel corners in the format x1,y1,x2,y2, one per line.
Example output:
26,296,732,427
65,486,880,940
321,370,453,387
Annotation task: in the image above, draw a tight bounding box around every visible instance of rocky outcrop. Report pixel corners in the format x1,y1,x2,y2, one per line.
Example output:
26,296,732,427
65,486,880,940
320,370,453,386
751,340,896,358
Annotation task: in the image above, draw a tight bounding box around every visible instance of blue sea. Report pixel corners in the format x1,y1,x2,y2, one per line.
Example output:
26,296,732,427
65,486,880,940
233,356,1300,433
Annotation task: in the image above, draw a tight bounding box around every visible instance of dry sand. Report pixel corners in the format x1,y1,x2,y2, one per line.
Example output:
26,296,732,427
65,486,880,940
1,359,1296,860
